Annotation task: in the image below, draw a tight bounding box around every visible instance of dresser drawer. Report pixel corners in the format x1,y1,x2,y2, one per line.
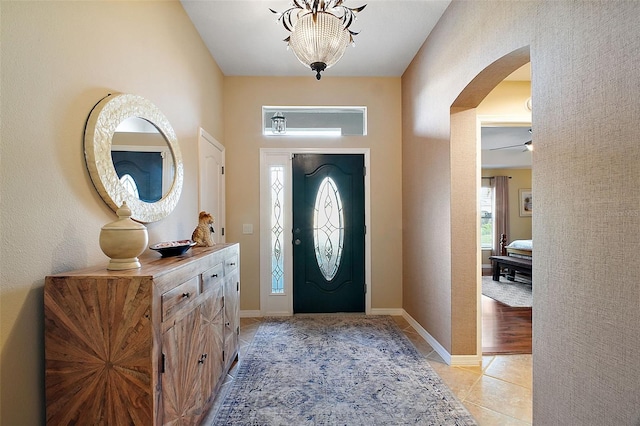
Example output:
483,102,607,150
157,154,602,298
202,263,224,294
161,276,199,322
224,253,238,274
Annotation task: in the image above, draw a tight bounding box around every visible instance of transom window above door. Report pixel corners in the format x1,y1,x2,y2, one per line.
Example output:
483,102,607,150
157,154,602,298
262,106,367,137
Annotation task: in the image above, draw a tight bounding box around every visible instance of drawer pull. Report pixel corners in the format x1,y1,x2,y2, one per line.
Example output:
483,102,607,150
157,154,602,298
182,292,190,298
211,273,218,278
198,353,207,364
229,262,236,266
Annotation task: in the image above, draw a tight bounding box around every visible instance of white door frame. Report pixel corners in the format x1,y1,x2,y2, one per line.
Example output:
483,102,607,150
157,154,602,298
259,147,371,316
197,127,226,243
477,114,531,357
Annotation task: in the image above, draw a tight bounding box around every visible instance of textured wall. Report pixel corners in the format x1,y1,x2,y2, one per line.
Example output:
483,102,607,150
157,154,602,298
532,3,640,423
450,107,480,354
223,77,403,313
403,0,640,423
0,1,224,424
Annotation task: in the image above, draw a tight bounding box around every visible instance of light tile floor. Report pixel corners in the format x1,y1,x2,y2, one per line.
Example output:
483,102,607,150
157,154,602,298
206,316,532,426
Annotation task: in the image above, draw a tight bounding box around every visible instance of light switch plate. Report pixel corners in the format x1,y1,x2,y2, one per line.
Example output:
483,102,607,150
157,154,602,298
242,224,254,234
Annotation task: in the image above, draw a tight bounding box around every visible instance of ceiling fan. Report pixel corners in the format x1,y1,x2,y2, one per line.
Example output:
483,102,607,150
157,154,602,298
490,128,533,151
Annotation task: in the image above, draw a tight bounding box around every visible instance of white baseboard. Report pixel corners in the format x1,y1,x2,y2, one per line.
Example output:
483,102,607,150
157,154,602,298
241,310,295,317
402,310,481,366
370,308,404,316
402,311,452,364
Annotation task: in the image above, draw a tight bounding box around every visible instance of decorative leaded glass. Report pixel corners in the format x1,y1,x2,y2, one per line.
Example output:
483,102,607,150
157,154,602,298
313,177,344,281
119,174,140,199
270,166,285,294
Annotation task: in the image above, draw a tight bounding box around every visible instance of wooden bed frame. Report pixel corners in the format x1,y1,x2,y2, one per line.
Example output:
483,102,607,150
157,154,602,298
490,234,532,282
499,233,532,259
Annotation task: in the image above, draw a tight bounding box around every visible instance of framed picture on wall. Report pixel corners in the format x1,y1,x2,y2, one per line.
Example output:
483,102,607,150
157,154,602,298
519,189,532,217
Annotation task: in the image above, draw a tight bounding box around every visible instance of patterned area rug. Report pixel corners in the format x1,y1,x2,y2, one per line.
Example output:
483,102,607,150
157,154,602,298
211,315,477,425
482,276,532,307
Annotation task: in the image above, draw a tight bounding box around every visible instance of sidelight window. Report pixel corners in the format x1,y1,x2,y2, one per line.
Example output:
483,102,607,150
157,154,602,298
270,166,285,294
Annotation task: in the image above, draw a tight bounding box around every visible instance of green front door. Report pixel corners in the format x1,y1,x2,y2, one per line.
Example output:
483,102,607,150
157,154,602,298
292,154,365,313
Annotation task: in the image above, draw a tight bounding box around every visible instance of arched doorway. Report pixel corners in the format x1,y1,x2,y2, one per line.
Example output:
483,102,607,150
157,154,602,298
449,46,531,357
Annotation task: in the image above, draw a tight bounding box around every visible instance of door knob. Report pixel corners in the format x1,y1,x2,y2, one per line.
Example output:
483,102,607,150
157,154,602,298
294,239,301,245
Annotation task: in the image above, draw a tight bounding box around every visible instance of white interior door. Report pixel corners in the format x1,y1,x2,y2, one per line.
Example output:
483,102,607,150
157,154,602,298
198,128,225,243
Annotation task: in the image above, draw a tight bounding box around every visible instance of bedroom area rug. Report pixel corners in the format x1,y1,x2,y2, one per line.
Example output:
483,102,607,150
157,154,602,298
210,315,477,426
482,276,532,307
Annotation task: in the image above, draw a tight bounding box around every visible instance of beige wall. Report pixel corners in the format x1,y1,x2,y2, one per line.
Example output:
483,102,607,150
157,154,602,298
403,0,640,423
223,77,403,313
0,1,224,424
478,80,532,117
485,168,532,242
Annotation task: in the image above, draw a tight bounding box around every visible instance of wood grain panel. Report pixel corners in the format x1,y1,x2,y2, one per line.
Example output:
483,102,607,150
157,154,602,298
162,309,203,425
44,276,153,425
223,272,240,370
200,295,225,407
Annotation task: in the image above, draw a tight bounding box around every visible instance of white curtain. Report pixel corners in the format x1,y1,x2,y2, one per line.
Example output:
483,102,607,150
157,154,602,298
493,176,510,256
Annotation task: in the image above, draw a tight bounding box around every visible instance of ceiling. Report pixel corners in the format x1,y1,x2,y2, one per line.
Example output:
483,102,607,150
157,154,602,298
481,126,531,151
180,0,531,168
481,126,532,169
181,0,452,78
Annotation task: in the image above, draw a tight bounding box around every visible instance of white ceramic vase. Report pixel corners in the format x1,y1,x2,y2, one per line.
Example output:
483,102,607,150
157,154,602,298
99,202,148,270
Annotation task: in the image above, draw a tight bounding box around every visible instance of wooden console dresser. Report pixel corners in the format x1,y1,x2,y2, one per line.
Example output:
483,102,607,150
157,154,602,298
44,243,240,425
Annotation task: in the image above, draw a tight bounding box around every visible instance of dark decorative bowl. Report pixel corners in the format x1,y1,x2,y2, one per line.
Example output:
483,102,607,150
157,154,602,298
150,240,196,257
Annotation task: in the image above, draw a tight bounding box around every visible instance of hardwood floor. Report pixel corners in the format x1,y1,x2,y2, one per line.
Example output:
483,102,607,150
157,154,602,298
482,294,532,354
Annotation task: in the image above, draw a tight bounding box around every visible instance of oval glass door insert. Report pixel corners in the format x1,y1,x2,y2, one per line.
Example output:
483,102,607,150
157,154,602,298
313,177,344,281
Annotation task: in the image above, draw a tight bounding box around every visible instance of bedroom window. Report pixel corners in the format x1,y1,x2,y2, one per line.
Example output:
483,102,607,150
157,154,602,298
480,186,493,249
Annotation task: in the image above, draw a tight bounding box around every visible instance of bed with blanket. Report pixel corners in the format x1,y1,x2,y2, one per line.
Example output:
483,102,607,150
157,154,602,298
503,238,532,260
489,235,532,282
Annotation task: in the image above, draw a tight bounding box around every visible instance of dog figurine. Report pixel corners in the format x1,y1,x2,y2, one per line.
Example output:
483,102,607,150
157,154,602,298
191,211,216,247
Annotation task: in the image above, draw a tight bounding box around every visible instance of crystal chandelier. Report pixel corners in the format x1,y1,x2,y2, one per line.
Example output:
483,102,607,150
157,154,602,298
270,0,366,80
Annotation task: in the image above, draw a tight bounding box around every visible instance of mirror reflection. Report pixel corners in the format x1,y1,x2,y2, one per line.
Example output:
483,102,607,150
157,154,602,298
84,92,184,223
111,117,175,203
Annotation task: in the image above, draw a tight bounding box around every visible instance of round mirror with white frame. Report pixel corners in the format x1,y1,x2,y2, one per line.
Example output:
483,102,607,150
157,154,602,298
84,93,183,223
